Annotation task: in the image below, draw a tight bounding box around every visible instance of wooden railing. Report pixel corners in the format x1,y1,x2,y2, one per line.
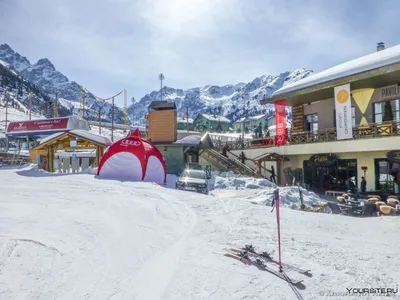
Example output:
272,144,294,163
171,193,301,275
201,149,260,177
213,121,400,151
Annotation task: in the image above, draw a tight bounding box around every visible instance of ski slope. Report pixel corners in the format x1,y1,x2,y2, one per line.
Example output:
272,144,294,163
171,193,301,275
0,166,399,300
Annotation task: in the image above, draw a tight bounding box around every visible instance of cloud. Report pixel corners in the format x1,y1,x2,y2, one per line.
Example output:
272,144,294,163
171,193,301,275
1,0,400,105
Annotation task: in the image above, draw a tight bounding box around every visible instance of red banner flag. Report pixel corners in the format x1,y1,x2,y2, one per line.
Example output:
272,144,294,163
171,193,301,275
274,100,287,146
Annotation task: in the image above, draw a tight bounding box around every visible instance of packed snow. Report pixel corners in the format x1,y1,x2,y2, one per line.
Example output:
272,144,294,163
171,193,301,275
174,135,201,145
1,166,400,300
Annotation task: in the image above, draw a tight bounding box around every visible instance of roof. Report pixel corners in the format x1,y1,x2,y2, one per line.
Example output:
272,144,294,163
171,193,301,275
271,44,400,99
35,130,112,149
6,116,90,137
252,152,289,162
177,117,194,123
148,101,176,110
200,114,231,123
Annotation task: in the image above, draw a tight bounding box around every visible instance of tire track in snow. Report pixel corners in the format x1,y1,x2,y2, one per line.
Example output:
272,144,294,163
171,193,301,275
133,196,197,300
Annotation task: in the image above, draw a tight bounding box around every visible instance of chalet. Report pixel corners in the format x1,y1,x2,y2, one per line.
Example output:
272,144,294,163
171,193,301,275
232,42,400,197
193,114,231,132
177,117,194,131
253,44,400,195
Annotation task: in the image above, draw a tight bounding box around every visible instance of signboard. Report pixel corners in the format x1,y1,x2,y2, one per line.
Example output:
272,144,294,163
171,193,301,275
70,140,77,148
7,118,69,133
274,99,287,146
377,84,400,101
334,84,353,140
309,154,337,166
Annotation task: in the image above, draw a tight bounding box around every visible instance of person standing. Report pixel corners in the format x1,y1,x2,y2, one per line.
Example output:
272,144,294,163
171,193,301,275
267,165,277,184
360,176,367,193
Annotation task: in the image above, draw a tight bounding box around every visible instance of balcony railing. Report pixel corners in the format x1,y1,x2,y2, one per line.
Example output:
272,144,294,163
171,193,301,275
213,120,400,152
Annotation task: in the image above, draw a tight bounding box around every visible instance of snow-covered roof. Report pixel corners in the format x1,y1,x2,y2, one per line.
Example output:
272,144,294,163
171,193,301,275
70,130,112,146
173,135,201,145
273,44,400,97
39,130,112,146
234,114,267,123
177,117,194,123
249,114,267,121
201,114,231,123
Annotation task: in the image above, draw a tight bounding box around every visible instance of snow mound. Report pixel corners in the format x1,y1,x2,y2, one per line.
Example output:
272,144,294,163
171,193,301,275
248,186,322,209
213,173,276,190
174,135,201,145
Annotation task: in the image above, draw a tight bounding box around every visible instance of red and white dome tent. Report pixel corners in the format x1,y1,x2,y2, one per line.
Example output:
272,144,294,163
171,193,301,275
97,129,167,184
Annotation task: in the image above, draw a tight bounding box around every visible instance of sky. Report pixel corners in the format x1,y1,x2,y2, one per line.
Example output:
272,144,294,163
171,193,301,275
1,0,400,106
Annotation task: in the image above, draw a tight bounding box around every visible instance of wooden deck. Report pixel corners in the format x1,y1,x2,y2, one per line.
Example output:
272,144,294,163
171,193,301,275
213,120,400,151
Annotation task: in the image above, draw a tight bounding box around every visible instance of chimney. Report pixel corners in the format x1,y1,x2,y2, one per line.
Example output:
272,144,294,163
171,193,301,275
377,42,385,52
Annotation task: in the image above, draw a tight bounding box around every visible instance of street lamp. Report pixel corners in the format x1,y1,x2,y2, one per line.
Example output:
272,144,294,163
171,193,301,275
158,73,165,101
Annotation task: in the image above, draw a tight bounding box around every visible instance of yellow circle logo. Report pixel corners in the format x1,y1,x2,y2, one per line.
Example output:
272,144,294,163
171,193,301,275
336,89,349,104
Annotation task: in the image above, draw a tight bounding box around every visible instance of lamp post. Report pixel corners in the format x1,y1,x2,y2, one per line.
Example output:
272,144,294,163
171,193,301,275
158,73,165,101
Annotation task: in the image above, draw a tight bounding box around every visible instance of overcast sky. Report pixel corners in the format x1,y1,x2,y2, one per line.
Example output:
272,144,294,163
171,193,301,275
1,0,400,106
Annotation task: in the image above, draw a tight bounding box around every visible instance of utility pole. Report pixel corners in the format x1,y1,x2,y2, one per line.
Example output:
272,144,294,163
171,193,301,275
54,93,59,118
131,97,135,126
123,89,127,132
98,107,102,135
158,73,165,101
5,93,9,132
186,106,189,133
29,93,32,120
111,97,115,142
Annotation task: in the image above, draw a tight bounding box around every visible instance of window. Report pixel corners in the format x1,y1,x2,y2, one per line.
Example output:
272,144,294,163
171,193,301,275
374,159,395,193
374,99,400,124
304,113,318,132
333,107,356,127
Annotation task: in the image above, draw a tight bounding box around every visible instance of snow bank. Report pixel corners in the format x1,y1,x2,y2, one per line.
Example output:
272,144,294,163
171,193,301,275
167,170,323,209
173,135,201,145
246,186,322,209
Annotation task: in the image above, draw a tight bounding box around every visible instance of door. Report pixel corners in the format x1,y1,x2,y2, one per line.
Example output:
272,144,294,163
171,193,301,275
374,158,395,193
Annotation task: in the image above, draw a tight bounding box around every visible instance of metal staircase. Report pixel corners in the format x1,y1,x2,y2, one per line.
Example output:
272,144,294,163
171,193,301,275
200,148,260,177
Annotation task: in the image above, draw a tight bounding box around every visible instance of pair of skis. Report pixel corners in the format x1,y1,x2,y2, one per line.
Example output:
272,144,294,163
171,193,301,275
222,245,310,287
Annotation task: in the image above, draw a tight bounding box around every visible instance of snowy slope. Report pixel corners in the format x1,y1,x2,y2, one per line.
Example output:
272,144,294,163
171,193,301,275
0,95,44,132
1,166,399,300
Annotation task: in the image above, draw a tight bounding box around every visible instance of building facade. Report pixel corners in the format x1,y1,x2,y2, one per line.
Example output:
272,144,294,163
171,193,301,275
236,43,400,196
193,114,231,132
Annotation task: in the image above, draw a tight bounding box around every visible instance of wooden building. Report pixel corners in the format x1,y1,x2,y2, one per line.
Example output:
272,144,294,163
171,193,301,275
145,101,177,142
30,130,112,173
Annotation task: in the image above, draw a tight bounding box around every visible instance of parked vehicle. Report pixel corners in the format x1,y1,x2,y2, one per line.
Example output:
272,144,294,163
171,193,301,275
176,169,209,194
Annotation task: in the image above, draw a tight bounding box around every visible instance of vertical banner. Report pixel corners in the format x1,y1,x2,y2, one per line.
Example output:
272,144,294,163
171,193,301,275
274,99,287,145
334,84,353,140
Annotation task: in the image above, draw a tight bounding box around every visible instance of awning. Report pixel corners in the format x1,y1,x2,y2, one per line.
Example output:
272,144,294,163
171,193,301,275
252,152,289,162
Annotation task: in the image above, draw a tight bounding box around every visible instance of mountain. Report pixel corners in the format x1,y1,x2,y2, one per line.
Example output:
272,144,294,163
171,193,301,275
128,68,313,125
0,59,71,120
0,44,124,123
1,43,313,129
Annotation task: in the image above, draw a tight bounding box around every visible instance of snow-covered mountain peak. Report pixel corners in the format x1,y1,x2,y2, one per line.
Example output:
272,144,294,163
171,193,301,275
0,43,31,72
35,58,56,71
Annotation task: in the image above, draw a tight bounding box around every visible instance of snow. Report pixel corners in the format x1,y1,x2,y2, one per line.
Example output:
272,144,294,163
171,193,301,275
201,114,231,123
177,117,194,124
39,132,64,144
273,44,400,97
1,166,400,299
173,135,201,145
69,130,112,146
0,95,44,133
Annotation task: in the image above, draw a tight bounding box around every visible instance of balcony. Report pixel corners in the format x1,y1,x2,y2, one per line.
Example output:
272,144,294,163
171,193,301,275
214,121,400,151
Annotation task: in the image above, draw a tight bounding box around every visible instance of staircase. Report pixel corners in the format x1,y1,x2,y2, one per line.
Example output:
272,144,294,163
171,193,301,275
200,148,260,177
